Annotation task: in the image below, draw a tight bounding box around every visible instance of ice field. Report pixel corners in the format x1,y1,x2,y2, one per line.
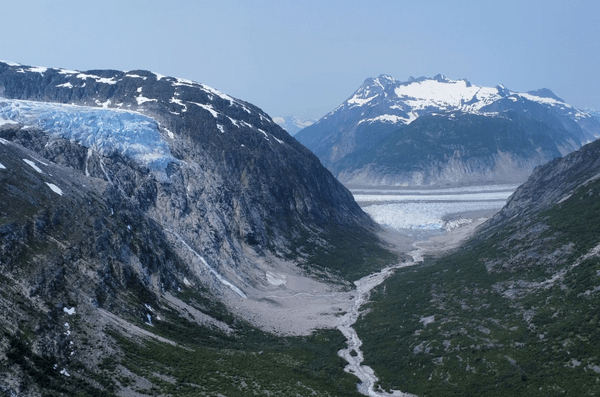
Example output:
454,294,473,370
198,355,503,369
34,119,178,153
352,185,519,231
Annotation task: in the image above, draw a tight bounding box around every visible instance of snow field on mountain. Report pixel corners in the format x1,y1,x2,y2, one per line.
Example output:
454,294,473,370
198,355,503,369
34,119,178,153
352,185,517,230
395,78,501,112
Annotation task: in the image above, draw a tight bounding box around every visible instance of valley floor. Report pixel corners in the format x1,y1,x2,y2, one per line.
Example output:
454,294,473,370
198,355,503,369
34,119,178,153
221,184,515,396
224,184,515,337
224,219,488,337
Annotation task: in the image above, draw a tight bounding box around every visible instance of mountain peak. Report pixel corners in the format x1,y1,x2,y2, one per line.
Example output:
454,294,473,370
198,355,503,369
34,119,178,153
297,72,600,184
526,88,564,102
362,74,397,89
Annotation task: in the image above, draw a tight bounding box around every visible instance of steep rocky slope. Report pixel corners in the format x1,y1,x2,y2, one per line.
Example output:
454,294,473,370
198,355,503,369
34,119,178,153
0,61,393,396
296,74,600,186
354,139,600,396
0,61,382,291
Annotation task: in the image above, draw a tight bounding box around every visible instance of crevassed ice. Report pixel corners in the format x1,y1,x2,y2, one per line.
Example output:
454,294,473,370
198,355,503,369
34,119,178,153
363,200,507,230
0,99,177,172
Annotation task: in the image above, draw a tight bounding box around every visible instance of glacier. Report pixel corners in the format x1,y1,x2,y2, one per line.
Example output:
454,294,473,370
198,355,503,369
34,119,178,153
0,98,177,172
352,185,517,230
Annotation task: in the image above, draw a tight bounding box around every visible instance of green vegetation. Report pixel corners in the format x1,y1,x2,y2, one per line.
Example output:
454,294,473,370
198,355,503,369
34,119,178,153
110,328,359,397
107,293,362,397
287,223,399,282
354,178,600,396
5,331,116,397
541,177,600,256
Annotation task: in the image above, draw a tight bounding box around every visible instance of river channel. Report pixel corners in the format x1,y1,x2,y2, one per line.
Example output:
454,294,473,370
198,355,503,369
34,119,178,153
337,244,424,397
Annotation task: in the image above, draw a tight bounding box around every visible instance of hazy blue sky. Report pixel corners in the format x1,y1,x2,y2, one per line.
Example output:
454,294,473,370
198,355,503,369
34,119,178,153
1,0,599,119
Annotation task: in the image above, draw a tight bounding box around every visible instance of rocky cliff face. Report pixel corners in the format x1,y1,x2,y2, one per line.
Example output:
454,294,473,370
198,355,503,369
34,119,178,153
0,61,375,293
0,62,388,396
296,74,600,186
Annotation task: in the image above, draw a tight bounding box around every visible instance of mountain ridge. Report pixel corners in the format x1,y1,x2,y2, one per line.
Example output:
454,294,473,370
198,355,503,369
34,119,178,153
272,115,315,135
296,74,600,186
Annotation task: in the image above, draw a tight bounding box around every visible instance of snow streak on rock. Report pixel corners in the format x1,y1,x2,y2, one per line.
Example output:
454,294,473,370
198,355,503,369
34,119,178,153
23,158,43,173
166,229,247,298
45,182,64,196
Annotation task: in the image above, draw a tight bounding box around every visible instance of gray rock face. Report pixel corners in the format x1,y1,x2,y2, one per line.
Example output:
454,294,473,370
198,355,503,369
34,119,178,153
0,61,374,296
0,62,387,395
296,74,600,186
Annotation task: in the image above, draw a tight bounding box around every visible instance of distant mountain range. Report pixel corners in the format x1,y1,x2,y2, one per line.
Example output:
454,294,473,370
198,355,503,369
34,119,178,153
296,74,600,186
272,115,315,135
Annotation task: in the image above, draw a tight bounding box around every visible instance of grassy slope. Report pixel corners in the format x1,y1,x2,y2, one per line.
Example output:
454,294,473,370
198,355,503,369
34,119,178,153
354,178,600,396
107,298,362,396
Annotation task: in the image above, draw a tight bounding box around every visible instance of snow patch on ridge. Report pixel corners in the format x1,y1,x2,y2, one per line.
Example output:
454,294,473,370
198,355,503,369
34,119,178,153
28,66,48,74
45,183,64,196
136,96,157,105
348,94,378,107
191,102,219,118
76,73,118,85
23,159,43,173
1,60,21,67
395,79,501,113
266,271,286,286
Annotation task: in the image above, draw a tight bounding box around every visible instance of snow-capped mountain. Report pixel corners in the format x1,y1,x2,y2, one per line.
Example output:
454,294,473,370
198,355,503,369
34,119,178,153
0,60,381,295
296,74,600,186
587,108,600,124
272,115,315,135
0,61,391,395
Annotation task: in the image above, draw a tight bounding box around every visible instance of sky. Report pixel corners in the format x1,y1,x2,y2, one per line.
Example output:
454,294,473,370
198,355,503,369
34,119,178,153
1,0,599,120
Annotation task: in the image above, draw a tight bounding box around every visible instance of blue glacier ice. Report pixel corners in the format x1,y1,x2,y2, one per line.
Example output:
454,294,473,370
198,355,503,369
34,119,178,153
0,98,177,172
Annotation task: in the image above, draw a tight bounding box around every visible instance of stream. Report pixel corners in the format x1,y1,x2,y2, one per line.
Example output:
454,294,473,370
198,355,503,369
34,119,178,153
337,244,424,397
